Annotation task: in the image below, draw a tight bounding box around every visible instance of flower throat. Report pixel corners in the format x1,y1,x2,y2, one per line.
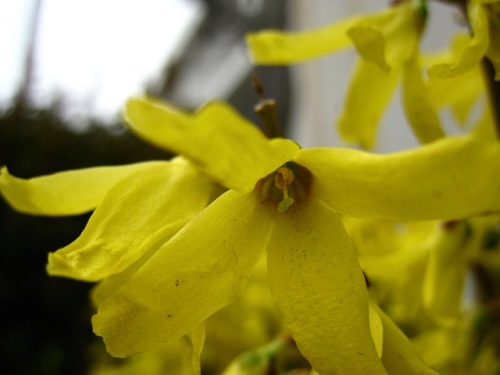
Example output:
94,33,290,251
256,162,313,213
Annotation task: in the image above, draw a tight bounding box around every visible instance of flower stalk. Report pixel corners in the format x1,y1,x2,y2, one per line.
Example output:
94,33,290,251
482,57,500,140
251,74,282,138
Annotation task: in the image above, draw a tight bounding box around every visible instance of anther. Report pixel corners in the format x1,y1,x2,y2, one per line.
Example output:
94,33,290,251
275,167,294,189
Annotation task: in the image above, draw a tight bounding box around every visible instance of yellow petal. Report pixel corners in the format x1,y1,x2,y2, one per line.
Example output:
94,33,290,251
0,162,159,216
246,16,361,64
381,257,428,325
428,3,489,79
266,197,386,375
426,62,483,126
411,328,459,370
124,96,299,192
422,222,469,326
401,58,445,143
47,158,220,282
423,34,485,125
337,58,399,149
347,3,423,72
355,221,433,324
373,304,438,375
92,190,272,357
369,302,384,358
295,135,500,221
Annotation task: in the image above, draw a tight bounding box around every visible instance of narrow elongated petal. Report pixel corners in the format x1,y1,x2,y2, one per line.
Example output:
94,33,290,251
0,162,159,216
337,59,399,149
355,221,433,323
425,37,484,125
347,3,422,72
374,304,438,374
411,328,458,371
92,190,273,357
47,158,219,282
295,136,500,221
428,3,489,79
246,16,361,64
426,62,483,126
401,58,445,143
369,302,384,358
267,198,386,375
124,96,299,192
422,222,468,326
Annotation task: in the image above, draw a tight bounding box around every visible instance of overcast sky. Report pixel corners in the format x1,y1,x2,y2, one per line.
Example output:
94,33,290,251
0,0,204,126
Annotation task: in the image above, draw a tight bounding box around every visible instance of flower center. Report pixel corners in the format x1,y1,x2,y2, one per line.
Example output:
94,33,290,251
256,162,313,213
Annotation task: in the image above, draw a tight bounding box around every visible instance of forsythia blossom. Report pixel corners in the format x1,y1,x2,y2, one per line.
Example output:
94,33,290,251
3,95,500,374
247,1,444,148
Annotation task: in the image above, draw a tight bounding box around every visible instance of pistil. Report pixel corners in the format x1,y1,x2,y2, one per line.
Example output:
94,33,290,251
275,167,295,212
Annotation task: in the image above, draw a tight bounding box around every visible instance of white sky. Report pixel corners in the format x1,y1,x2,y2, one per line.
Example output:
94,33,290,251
0,0,204,126
0,0,33,106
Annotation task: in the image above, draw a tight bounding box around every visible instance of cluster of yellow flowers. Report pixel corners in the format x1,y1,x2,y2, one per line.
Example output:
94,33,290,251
1,0,500,374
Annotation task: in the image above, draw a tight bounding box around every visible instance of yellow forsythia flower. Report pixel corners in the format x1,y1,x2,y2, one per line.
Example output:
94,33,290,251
3,96,500,374
247,2,444,148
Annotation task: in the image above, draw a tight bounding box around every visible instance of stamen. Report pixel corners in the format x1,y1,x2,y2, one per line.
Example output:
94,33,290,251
278,196,294,213
275,167,296,212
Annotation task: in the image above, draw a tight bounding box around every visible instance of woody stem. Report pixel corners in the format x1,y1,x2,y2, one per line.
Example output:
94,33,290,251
482,58,500,140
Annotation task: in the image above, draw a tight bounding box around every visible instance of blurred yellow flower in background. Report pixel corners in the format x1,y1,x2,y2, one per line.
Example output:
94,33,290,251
247,1,445,149
428,0,500,81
